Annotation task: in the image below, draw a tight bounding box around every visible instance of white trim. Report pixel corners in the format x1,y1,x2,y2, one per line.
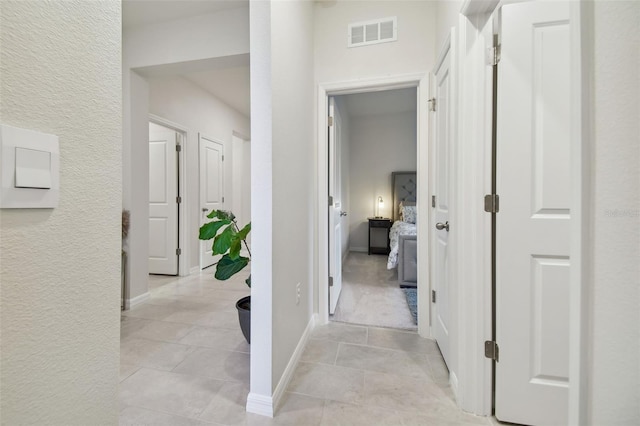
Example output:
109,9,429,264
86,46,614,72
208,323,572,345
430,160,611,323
272,314,317,413
450,370,460,402
245,393,274,418
568,1,590,424
149,114,190,277
126,291,150,310
189,266,200,275
316,73,430,338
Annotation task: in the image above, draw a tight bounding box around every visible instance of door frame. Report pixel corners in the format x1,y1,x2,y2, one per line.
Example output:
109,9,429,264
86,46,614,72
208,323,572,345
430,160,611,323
149,114,190,277
316,73,431,337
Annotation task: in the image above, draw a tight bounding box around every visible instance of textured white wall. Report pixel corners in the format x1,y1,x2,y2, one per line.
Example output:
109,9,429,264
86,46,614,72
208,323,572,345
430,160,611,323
148,77,250,270
270,0,315,390
314,0,436,83
0,0,121,423
589,2,640,424
347,110,417,251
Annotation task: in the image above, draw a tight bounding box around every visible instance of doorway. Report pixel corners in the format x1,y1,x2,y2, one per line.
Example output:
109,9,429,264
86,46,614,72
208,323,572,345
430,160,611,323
328,88,419,331
317,73,431,338
148,119,186,276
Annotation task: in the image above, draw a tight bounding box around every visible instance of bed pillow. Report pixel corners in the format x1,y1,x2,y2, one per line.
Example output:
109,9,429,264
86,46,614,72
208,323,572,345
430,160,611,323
402,205,417,224
399,201,415,220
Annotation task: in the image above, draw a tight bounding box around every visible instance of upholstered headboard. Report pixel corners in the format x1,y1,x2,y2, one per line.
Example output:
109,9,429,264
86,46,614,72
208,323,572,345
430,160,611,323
392,171,417,222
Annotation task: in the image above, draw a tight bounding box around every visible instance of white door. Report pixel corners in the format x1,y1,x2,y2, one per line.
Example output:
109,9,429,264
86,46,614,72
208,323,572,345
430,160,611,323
148,122,179,275
496,2,571,425
328,97,343,314
199,134,225,269
431,36,453,369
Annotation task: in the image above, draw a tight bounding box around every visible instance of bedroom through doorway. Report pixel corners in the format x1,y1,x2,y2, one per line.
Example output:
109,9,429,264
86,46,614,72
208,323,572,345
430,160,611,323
327,87,419,331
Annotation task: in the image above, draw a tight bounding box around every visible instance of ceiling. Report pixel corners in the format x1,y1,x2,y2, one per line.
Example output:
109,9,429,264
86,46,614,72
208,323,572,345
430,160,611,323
123,0,251,118
340,88,417,118
122,0,248,29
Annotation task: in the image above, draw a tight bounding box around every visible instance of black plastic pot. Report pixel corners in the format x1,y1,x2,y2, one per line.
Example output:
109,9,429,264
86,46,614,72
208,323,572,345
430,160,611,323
236,296,251,344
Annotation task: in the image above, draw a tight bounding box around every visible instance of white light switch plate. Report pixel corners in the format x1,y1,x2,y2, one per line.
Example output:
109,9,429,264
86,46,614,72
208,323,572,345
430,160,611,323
0,124,59,208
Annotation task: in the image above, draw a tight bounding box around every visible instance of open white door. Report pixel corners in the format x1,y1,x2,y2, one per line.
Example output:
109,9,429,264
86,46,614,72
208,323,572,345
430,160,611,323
148,123,179,275
431,35,454,369
199,134,225,269
495,2,571,425
328,97,343,314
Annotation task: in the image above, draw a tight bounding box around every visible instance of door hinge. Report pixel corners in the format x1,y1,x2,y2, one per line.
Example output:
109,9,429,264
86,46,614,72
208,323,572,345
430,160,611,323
222,196,225,203
176,248,182,256
432,195,436,208
328,116,334,127
176,144,182,152
428,98,436,112
328,195,334,206
329,276,334,287
485,341,499,362
222,155,225,161
432,290,436,303
176,196,182,204
488,34,501,66
484,194,499,213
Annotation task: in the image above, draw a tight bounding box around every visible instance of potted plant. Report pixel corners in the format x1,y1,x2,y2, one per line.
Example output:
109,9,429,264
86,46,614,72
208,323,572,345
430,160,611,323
199,210,252,343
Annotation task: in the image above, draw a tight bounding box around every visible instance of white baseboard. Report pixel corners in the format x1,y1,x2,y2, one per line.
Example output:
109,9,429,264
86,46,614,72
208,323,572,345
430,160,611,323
246,392,274,418
450,370,460,403
349,247,368,253
189,266,200,275
126,292,150,310
246,313,317,418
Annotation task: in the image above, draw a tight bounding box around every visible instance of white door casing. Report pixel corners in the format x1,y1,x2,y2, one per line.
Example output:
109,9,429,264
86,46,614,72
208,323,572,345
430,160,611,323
199,134,225,269
328,97,343,314
431,35,454,369
495,2,571,425
148,123,179,275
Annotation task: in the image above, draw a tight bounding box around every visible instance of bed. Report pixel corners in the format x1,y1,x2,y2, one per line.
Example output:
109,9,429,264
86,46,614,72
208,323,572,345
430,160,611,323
387,172,418,288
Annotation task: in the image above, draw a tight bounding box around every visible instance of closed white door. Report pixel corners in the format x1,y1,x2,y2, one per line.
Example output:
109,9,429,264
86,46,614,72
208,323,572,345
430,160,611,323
496,2,571,425
148,122,179,275
199,134,225,269
328,97,343,314
431,35,453,369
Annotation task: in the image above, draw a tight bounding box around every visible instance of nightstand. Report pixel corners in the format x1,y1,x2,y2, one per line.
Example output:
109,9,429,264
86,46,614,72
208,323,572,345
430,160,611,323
368,217,391,255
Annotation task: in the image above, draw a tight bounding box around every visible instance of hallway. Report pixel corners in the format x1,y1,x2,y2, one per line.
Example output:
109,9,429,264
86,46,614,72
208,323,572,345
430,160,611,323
120,274,490,425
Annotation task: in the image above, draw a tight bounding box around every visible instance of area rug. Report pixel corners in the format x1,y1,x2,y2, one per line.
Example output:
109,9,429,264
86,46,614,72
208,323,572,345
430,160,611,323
403,288,418,325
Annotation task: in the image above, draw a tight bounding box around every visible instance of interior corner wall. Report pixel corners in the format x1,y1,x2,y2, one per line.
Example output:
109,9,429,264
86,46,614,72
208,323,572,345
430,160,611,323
0,0,121,423
270,0,315,390
314,0,436,84
348,111,417,251
147,76,250,270
588,2,640,424
435,0,464,52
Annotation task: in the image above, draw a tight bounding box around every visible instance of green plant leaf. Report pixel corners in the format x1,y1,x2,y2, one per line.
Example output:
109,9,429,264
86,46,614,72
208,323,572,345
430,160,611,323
245,275,251,288
213,225,236,255
199,220,231,241
206,210,235,221
215,255,249,280
229,237,242,259
236,222,251,240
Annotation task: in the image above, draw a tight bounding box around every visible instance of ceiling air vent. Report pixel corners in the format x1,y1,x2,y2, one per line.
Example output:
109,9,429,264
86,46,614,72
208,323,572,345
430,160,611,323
348,17,397,48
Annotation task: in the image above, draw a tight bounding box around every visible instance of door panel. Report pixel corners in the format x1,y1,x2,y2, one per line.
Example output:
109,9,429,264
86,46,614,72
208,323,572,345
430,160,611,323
200,134,225,269
328,97,343,314
148,123,178,275
496,2,571,425
432,38,453,369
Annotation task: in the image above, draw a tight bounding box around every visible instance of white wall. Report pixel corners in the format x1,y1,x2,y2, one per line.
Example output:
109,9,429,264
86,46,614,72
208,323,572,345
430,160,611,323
248,0,315,412
148,76,250,270
314,0,436,83
346,110,417,251
435,0,463,51
123,7,249,301
588,2,640,424
0,1,121,423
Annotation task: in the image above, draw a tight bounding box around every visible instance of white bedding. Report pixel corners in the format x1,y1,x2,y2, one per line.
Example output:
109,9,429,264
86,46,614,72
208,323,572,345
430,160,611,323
387,220,417,269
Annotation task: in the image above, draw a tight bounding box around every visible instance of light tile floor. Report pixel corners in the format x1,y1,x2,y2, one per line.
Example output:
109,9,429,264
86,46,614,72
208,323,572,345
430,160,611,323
120,273,492,425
